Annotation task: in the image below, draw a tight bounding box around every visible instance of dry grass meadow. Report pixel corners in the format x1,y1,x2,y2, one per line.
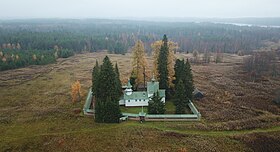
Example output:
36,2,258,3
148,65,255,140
0,52,279,151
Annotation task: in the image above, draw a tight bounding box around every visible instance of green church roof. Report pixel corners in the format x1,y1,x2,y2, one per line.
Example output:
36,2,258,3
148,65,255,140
123,78,165,101
126,80,132,89
147,81,159,95
124,91,148,100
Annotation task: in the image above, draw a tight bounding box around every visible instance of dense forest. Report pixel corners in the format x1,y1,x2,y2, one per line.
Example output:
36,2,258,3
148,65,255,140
0,48,73,71
1,19,280,70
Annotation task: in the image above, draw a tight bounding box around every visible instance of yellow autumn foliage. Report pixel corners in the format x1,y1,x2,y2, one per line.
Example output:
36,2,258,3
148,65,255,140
151,40,178,87
54,45,59,51
71,80,81,102
32,54,37,60
16,43,21,50
2,57,7,62
15,54,19,60
131,40,148,86
178,147,188,152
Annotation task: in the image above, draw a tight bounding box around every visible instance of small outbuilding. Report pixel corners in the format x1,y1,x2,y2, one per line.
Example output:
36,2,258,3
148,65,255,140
193,88,204,99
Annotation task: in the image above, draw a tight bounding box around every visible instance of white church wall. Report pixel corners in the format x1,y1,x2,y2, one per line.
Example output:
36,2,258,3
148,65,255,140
119,99,125,105
161,97,166,103
148,93,153,98
125,99,149,107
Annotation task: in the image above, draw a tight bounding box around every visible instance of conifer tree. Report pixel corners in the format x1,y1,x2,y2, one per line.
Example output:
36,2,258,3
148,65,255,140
96,56,118,101
157,35,169,90
115,63,122,97
152,40,178,87
94,56,121,123
175,80,187,114
185,60,194,101
129,69,137,90
92,60,99,96
173,59,185,85
95,98,104,122
148,92,166,114
174,59,194,101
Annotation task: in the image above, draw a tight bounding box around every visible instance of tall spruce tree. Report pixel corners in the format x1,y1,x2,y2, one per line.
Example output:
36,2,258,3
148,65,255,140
151,40,178,87
115,63,122,98
185,60,194,101
94,56,121,123
157,35,169,90
173,59,194,102
92,60,100,97
175,80,187,114
148,92,166,114
173,59,185,85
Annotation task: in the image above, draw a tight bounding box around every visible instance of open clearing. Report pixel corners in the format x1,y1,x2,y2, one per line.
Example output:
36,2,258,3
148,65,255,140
0,52,279,151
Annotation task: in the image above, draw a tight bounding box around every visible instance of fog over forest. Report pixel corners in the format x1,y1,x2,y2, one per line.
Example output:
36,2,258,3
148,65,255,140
0,0,279,19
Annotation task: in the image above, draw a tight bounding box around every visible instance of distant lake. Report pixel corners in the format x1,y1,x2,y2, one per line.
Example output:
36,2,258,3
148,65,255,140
215,22,280,28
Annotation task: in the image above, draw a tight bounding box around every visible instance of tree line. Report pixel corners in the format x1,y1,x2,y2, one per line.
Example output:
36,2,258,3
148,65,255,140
0,48,74,71
0,49,56,71
1,19,280,55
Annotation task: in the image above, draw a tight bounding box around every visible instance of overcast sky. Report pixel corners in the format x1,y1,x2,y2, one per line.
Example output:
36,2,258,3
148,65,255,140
0,0,279,19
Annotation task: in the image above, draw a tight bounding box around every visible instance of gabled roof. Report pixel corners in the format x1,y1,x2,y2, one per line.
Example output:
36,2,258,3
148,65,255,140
123,78,165,101
193,88,204,99
193,88,203,95
124,91,148,100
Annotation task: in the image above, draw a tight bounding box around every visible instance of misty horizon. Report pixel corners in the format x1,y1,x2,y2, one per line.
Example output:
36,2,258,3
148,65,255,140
0,0,280,19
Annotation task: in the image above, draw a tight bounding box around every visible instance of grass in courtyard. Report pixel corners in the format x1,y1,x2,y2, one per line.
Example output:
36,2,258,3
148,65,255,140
120,101,177,114
165,101,176,114
165,100,192,114
120,106,147,113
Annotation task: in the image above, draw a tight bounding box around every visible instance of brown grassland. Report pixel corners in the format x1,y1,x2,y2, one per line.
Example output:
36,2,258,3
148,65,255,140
0,52,279,152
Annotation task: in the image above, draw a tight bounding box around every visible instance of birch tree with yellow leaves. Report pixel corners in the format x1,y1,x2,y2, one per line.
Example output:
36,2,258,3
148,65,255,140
131,40,148,88
151,40,178,88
